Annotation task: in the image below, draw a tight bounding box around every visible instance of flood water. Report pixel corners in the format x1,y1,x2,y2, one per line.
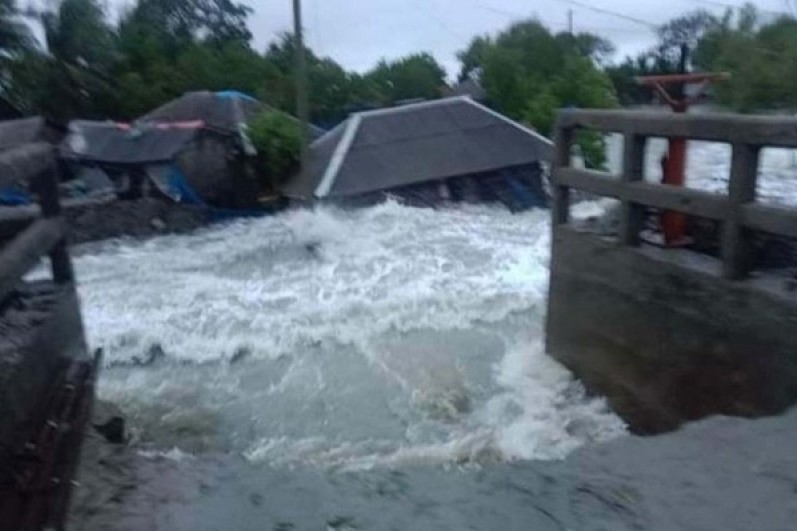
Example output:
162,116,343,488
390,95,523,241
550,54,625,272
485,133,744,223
75,202,624,469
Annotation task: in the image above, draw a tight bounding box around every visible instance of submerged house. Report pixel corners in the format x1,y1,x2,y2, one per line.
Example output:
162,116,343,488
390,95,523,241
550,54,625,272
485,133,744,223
60,90,327,208
61,91,293,208
0,117,66,205
60,119,260,208
140,90,326,140
282,96,554,211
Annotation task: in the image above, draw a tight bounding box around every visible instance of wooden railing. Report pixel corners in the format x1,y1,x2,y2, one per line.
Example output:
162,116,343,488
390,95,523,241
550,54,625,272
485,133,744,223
0,142,73,300
552,109,797,280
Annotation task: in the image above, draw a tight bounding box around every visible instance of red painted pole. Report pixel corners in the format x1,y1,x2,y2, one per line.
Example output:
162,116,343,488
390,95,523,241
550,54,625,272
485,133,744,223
662,102,688,245
636,72,729,247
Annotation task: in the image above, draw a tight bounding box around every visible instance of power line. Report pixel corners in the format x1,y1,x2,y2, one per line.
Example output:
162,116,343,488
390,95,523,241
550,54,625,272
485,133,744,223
690,0,787,16
467,3,525,19
407,0,468,40
557,0,658,29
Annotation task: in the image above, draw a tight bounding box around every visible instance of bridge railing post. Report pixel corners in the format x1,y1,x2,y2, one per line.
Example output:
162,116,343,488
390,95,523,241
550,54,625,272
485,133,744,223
552,125,573,226
38,154,74,285
722,143,760,280
619,132,647,246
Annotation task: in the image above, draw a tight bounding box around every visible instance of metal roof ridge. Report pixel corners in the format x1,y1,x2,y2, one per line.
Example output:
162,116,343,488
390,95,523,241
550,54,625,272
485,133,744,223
353,96,472,120
462,98,553,147
314,114,362,198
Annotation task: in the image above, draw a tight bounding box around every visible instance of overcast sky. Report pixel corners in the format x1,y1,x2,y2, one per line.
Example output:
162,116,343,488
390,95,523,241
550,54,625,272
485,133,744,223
110,0,793,78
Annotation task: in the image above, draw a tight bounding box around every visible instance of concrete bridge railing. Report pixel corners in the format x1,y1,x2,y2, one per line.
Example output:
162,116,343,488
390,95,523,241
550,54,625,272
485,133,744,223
552,110,797,280
0,143,95,531
0,143,74,295
546,109,797,434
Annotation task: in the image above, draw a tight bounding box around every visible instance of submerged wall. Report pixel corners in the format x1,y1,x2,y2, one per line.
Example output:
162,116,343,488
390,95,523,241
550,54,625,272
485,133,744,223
547,226,797,434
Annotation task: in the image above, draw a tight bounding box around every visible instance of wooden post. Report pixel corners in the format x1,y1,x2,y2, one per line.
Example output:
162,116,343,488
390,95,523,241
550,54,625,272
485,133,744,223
38,158,74,284
619,133,646,246
552,126,573,226
293,0,310,171
722,143,759,280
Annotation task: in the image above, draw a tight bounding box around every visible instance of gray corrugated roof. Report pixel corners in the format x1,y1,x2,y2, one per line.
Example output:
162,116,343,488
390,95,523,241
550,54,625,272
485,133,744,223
139,91,326,139
0,117,62,152
60,121,202,165
282,97,554,200
139,91,261,134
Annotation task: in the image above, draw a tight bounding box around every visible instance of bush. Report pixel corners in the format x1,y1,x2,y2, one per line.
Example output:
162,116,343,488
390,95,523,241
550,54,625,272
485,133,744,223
247,110,302,190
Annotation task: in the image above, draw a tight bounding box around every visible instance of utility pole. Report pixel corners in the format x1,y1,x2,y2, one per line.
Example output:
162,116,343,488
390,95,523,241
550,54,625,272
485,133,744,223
293,0,309,170
568,9,574,36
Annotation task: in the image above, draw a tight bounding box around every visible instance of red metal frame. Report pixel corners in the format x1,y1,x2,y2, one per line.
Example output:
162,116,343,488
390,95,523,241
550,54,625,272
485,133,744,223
636,72,729,246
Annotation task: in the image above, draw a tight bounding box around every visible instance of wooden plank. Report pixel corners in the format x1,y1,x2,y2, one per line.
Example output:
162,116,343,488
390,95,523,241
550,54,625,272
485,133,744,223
49,240,74,284
0,206,38,241
558,109,797,147
0,143,54,190
556,168,730,219
0,219,65,303
742,203,797,240
624,182,730,220
620,133,646,246
722,144,760,280
556,167,625,199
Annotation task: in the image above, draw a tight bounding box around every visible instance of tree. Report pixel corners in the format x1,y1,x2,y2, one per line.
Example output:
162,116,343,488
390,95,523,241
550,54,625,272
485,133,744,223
458,20,617,168
656,9,718,73
365,53,447,104
119,0,252,49
0,0,33,54
7,0,120,120
695,7,797,111
456,35,491,82
248,110,301,191
606,9,721,105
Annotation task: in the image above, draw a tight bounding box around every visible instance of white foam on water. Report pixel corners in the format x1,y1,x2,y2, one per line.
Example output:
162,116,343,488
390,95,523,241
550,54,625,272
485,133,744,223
75,200,625,467
607,134,797,206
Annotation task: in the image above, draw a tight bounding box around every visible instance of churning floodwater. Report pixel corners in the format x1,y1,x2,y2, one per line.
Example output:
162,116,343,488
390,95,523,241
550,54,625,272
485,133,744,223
73,202,625,469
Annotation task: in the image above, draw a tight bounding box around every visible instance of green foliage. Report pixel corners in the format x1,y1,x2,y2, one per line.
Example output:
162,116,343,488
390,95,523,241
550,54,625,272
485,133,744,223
0,0,34,55
461,19,617,168
247,110,302,189
694,6,797,111
606,4,797,112
366,53,446,104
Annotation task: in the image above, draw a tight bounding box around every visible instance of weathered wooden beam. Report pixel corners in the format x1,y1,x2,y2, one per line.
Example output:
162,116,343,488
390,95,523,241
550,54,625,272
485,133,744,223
556,168,730,220
558,110,797,148
0,143,54,190
0,219,65,303
0,206,38,241
624,182,730,220
742,203,797,240
556,167,624,199
722,144,760,280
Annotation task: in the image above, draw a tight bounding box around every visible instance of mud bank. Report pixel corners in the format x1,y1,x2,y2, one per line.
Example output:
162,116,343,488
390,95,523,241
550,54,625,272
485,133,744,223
63,199,210,245
70,406,797,531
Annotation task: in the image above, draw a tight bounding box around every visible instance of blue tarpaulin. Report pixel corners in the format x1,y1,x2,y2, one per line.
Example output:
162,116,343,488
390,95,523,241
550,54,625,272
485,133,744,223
215,91,259,103
0,187,31,206
164,166,269,220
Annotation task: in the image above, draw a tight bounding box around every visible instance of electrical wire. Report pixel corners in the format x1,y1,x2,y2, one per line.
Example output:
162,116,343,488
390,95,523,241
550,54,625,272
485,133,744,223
556,0,658,28
690,0,786,16
406,0,469,40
